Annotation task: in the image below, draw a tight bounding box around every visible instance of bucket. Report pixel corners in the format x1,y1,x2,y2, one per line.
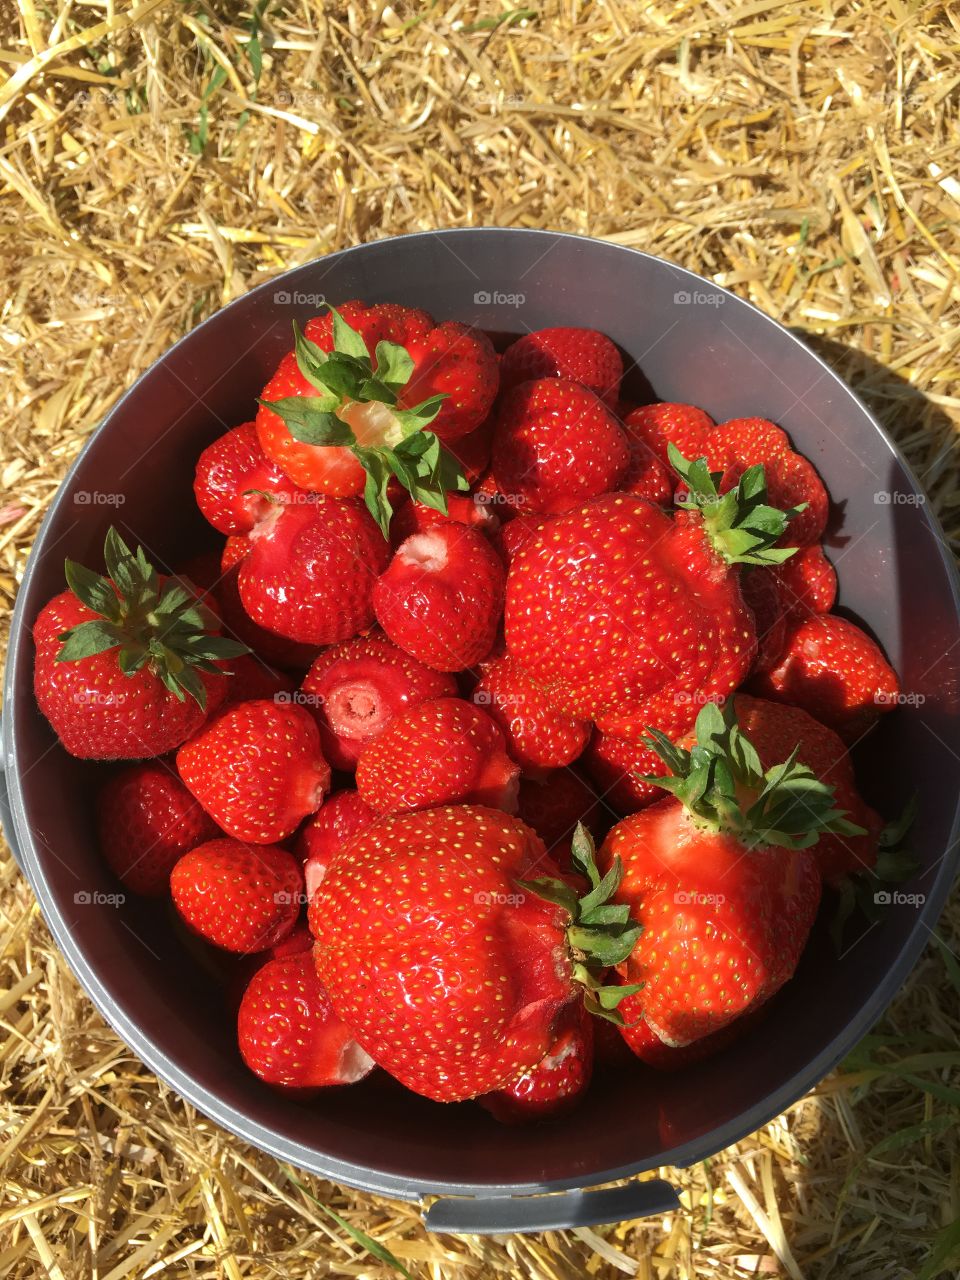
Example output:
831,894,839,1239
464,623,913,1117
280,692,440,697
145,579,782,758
3,228,959,1234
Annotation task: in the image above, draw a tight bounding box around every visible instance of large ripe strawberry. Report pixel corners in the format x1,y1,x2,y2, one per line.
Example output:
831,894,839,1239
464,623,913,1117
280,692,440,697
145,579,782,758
479,1000,594,1123
751,613,900,742
97,762,220,896
256,302,497,529
505,456,799,723
600,702,863,1046
373,523,504,672
617,991,757,1069
33,528,245,759
193,422,305,535
620,402,714,467
704,417,828,547
492,379,631,515
473,653,589,771
499,327,623,407
171,838,303,953
176,698,331,843
309,804,641,1101
238,952,376,1089
301,631,456,770
356,697,520,815
297,790,379,897
237,496,389,646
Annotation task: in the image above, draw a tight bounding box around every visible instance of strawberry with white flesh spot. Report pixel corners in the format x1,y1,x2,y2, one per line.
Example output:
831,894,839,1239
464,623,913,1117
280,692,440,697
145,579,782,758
389,491,499,547
600,702,863,1047
171,838,304,953
356,696,521,815
297,790,379,898
236,496,390,646
309,805,641,1101
257,302,497,532
193,422,305,535
176,698,331,843
301,631,456,770
499,327,624,406
238,951,376,1089
373,523,505,672
33,528,246,759
480,1000,594,1123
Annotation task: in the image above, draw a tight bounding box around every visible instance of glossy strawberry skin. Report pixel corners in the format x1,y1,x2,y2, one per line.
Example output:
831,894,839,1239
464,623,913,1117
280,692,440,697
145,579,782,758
356,696,520,815
373,523,505,672
480,999,593,1123
176,699,331,843
301,632,456,770
297,790,379,898
309,805,572,1101
601,802,820,1046
96,763,220,896
398,319,499,442
505,494,755,722
194,422,306,535
238,498,389,646
620,403,714,467
212,565,319,672
774,545,837,620
389,492,499,548
492,379,631,516
491,514,547,568
33,591,228,760
620,433,674,504
617,992,753,1069
171,838,304,953
473,653,589,771
741,565,787,674
238,951,375,1089
751,614,900,742
499,328,623,407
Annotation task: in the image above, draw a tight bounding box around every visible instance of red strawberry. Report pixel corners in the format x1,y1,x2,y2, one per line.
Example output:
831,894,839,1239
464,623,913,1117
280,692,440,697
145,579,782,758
33,528,242,759
491,513,546,568
581,728,666,814
237,497,389,646
301,632,456,770
177,699,331,843
517,768,613,856
447,417,494,484
505,463,789,722
620,403,714,467
499,328,623,407
600,703,863,1045
222,654,297,705
256,302,497,527
238,952,376,1089
389,491,499,547
373,523,505,672
473,653,589,771
356,697,520,815
492,379,631,515
309,804,640,1101
705,417,828,547
740,566,787,674
479,1000,594,1123
774,544,837,620
618,992,755,1069
96,762,220,896
171,838,303,953
751,614,900,742
194,422,305,535
620,433,674,504
221,535,252,572
212,565,319,672
297,790,379,897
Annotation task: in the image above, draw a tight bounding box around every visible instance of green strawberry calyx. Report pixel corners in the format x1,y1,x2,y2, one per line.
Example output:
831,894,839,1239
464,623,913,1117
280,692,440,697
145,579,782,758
55,527,248,709
258,307,469,536
668,443,803,566
830,795,919,948
518,823,643,1026
640,700,866,850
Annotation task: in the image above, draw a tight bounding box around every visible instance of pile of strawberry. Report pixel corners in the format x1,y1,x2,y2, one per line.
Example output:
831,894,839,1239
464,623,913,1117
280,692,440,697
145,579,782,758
32,304,906,1120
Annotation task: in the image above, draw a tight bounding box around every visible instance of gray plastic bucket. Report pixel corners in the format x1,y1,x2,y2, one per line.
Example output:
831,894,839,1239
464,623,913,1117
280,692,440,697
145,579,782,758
3,229,959,1234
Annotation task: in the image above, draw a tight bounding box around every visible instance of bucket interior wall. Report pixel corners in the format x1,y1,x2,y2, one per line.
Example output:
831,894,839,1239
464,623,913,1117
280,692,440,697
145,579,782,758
8,231,960,1194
